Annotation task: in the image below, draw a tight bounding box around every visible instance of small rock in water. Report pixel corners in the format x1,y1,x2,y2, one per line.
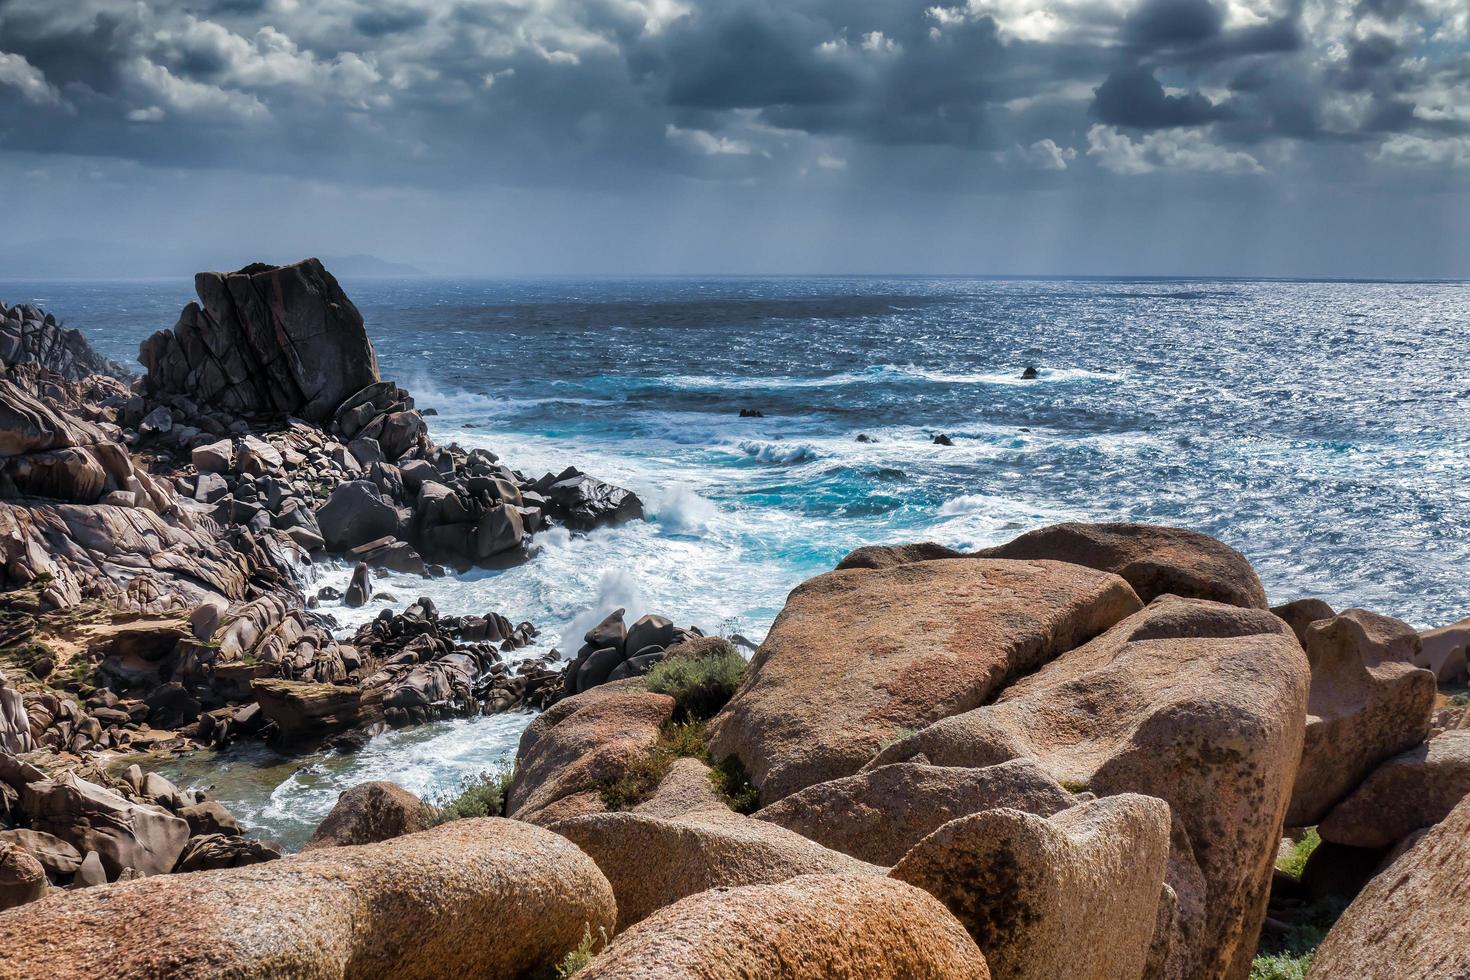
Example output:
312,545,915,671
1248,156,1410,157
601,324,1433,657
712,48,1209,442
1022,366,1039,380
739,408,765,418
856,433,875,443
933,433,954,446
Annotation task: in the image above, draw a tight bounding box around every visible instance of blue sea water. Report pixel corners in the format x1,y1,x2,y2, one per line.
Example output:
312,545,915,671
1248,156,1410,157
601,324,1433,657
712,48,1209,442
6,274,1467,846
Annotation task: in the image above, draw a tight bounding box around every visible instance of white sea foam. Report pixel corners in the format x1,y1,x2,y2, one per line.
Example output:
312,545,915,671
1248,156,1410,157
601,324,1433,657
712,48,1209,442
652,484,719,533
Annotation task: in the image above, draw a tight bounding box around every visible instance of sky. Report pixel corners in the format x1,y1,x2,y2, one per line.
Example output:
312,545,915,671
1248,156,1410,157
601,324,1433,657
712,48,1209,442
0,0,1467,278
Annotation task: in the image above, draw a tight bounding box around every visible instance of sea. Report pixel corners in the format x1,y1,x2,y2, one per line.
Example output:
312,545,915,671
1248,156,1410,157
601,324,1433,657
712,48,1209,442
5,274,1466,848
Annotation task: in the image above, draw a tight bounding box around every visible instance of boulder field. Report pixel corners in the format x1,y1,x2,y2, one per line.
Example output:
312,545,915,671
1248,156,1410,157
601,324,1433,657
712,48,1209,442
1,265,1466,979
1,518,1466,979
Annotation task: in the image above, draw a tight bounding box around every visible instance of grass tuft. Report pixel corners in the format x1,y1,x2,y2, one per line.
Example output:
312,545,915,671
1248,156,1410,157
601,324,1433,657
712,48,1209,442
429,767,515,823
644,639,747,721
1276,828,1320,879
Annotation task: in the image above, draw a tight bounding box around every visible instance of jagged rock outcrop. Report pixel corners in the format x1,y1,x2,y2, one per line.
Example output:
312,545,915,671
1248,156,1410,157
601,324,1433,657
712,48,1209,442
890,794,1171,980
707,558,1142,804
869,597,1310,980
139,259,380,423
976,522,1269,608
0,303,128,382
0,819,617,980
1317,729,1470,849
560,609,702,696
754,759,1076,866
1286,608,1434,826
550,807,883,930
1309,794,1470,980
578,873,991,979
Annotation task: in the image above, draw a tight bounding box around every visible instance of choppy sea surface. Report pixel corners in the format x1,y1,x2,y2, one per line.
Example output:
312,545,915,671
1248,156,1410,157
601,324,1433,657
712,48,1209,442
6,274,1466,848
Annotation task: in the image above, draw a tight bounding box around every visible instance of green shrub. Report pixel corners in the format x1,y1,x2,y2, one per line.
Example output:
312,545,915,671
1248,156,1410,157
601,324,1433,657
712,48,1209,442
644,640,747,721
1249,951,1313,980
710,753,760,814
554,924,606,978
1276,828,1320,879
430,768,515,823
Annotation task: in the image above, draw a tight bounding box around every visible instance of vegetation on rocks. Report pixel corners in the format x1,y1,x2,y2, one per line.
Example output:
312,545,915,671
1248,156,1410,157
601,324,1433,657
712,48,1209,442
644,638,747,721
1275,828,1320,878
432,767,517,822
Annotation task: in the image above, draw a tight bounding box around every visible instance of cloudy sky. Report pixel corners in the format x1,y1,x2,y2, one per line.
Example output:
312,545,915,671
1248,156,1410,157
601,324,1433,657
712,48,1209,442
0,0,1466,277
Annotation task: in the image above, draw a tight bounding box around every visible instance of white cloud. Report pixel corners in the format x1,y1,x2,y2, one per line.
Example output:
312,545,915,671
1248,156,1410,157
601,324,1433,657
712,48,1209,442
126,57,270,120
127,106,165,123
1087,125,1265,175
1016,138,1077,170
861,31,899,53
665,124,753,156
0,51,62,107
816,152,847,170
1376,134,1470,169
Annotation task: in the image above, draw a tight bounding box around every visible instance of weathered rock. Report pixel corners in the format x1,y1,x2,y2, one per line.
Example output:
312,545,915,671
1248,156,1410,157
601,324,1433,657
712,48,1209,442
1309,794,1470,980
708,558,1142,804
173,834,284,873
1286,609,1434,826
139,259,380,423
344,561,373,607
1270,597,1335,645
755,760,1075,866
552,807,883,930
624,614,677,658
0,842,46,911
537,467,645,531
73,850,107,888
976,522,1269,608
1318,730,1470,848
0,828,81,877
252,679,384,740
1416,615,1470,684
507,680,674,825
579,872,990,980
631,757,729,820
890,794,1171,980
0,672,31,754
0,819,616,980
316,480,399,552
21,772,190,879
835,541,965,570
303,781,437,851
191,439,233,473
0,302,129,381
177,800,244,837
869,597,1309,980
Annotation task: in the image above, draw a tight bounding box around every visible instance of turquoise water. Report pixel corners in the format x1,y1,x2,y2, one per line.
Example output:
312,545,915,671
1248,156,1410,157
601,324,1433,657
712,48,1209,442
10,274,1466,847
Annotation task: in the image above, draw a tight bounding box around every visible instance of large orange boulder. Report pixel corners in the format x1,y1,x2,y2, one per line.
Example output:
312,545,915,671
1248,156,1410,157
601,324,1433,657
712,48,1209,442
1286,609,1435,826
1317,729,1470,848
0,819,614,980
550,807,881,929
578,873,990,979
869,597,1309,980
754,759,1075,865
707,558,1141,803
890,794,1171,980
1309,794,1470,980
506,678,674,825
976,522,1268,608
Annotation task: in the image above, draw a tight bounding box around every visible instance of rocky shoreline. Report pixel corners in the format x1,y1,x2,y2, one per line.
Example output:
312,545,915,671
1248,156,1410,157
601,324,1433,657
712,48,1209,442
0,266,1467,978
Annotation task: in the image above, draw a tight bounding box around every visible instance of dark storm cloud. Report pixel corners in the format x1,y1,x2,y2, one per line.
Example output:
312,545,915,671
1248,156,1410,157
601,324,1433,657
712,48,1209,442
1125,0,1225,46
0,0,1464,193
1092,66,1227,128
